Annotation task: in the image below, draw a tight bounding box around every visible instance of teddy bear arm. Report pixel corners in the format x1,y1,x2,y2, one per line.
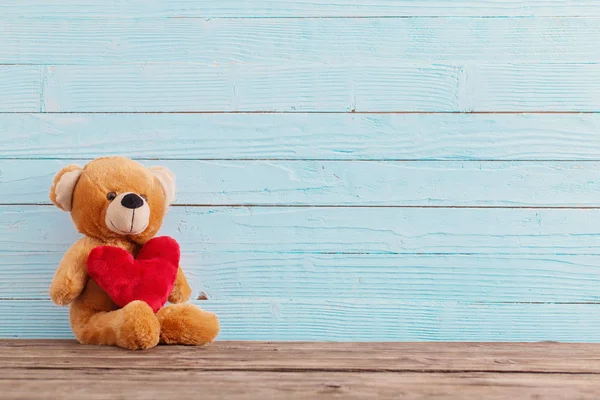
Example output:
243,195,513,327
49,239,91,306
168,267,192,303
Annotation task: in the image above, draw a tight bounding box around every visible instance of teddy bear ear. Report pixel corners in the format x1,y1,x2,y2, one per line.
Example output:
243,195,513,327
150,166,176,205
49,165,83,212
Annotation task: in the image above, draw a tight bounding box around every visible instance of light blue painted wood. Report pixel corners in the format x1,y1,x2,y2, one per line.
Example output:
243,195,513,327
5,159,600,207
4,64,600,112
3,300,600,342
1,1,599,18
3,205,600,255
463,64,600,112
3,113,600,161
3,18,600,64
0,66,43,112
4,252,600,303
0,63,587,112
2,1,600,342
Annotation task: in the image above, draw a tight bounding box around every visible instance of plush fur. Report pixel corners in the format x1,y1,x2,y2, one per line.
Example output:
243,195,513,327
49,156,219,350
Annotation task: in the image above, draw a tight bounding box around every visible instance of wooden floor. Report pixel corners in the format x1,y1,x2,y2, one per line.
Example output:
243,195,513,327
3,340,600,399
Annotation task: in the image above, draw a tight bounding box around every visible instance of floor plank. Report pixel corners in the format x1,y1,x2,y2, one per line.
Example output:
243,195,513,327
3,340,600,373
4,372,600,400
3,341,600,399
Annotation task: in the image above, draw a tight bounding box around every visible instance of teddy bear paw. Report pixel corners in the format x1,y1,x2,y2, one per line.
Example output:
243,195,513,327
157,304,220,346
116,301,161,350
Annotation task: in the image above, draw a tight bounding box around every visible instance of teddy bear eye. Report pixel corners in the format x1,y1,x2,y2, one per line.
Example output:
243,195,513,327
106,192,117,201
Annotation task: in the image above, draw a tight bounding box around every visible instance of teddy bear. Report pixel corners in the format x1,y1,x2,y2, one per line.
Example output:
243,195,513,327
48,156,220,350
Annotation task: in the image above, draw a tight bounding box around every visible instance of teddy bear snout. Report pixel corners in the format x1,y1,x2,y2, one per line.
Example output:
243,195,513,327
121,193,144,209
105,192,151,236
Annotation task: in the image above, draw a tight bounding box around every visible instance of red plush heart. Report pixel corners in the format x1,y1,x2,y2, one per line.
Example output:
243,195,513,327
87,236,180,313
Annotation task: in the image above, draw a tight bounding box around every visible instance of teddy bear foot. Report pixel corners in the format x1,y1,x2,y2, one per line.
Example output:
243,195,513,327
116,301,161,350
157,304,220,346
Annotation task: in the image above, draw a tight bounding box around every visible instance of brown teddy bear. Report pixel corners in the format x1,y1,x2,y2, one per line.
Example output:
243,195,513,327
48,156,220,350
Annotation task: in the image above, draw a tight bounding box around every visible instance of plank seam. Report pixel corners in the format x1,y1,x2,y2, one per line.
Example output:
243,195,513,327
1,111,599,115
1,16,597,20
2,367,600,375
2,298,600,305
3,203,600,209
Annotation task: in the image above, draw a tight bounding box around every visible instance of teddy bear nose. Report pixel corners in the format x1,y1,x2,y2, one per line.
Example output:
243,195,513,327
121,193,144,209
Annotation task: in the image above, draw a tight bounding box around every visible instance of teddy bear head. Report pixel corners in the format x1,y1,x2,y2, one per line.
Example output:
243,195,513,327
49,156,176,244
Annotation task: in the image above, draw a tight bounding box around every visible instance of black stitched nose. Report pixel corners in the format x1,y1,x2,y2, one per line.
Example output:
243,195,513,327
121,193,144,209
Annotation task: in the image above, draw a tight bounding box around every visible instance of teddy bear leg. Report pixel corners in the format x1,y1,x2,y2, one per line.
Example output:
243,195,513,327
157,304,219,346
71,300,160,350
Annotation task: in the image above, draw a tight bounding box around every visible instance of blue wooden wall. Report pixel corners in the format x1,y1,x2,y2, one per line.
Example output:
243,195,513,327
2,1,600,341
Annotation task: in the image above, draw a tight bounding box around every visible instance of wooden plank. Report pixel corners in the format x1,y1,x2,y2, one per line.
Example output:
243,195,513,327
0,66,44,112
42,64,356,112
2,1,599,17
5,252,600,303
2,113,600,161
5,371,600,400
35,63,600,112
2,300,600,341
5,340,600,373
463,63,600,112
3,18,600,65
3,205,600,255
5,159,600,207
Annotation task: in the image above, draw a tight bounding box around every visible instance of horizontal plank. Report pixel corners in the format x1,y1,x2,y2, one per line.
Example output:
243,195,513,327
4,252,600,303
4,160,600,207
463,64,600,112
2,1,599,17
3,206,600,255
0,66,43,112
3,113,600,161
11,63,595,112
3,18,600,64
5,340,600,373
2,300,600,341
5,371,600,400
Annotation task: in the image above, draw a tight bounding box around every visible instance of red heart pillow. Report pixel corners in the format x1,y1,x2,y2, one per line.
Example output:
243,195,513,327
87,236,180,313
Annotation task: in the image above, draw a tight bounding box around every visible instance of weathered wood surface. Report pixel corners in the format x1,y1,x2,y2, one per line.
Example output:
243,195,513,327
4,18,600,64
4,64,600,112
2,113,600,161
2,341,600,400
5,252,600,303
7,159,600,207
4,301,600,342
3,1,600,344
6,206,600,255
3,1,600,18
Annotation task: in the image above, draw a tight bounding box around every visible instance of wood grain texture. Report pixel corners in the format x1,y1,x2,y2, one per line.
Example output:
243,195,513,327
0,66,43,112
4,252,600,303
4,205,600,255
2,1,599,17
5,159,600,207
3,300,600,341
22,64,598,111
5,340,600,373
2,113,600,161
7,371,600,400
463,64,600,112
5,341,600,399
3,18,600,64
